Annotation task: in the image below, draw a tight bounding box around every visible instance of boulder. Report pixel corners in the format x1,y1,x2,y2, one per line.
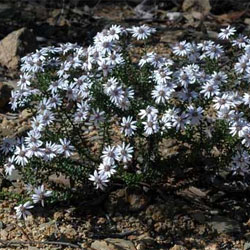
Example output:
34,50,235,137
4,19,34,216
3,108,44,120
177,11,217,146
0,27,37,70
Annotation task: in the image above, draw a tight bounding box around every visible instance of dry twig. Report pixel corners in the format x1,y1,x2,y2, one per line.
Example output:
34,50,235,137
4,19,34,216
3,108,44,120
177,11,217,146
0,239,83,249
92,229,137,239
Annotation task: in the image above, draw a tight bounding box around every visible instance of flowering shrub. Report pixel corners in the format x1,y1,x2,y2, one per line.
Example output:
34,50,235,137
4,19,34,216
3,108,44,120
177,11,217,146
1,24,250,218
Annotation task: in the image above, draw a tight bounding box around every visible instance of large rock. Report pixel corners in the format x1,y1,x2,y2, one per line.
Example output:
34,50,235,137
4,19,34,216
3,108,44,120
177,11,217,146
91,238,136,250
0,27,37,70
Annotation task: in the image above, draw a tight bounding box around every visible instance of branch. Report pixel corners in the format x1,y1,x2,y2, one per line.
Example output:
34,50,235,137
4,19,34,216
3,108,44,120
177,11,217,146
92,230,137,239
0,239,83,249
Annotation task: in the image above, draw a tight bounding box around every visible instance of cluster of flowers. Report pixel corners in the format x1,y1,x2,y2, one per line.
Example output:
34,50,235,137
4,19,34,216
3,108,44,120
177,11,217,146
89,142,134,190
0,24,249,218
2,136,74,169
14,184,52,220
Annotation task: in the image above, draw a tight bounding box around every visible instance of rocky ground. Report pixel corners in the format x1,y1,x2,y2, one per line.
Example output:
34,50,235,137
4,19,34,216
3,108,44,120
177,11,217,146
1,184,250,249
1,0,250,249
